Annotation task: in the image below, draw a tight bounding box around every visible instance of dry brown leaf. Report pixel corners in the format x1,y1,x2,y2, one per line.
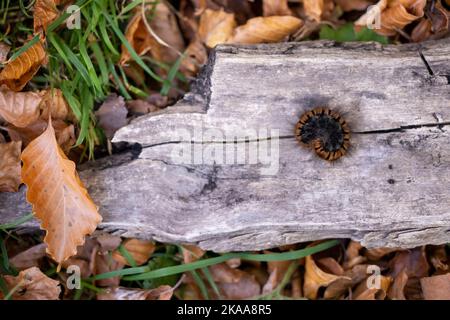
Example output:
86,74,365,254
389,247,429,279
428,245,448,273
182,245,205,263
263,0,293,17
3,267,60,300
21,120,102,264
343,241,367,269
120,3,184,65
112,238,155,266
355,0,426,36
262,260,291,294
317,257,345,276
324,264,370,299
181,39,208,77
364,247,399,260
61,237,99,278
95,252,124,287
0,86,43,127
303,255,351,299
97,285,173,300
0,141,22,192
34,0,60,35
96,235,122,252
209,264,261,299
302,0,324,21
126,99,159,116
0,41,47,91
120,13,155,65
7,119,75,153
420,274,450,300
229,16,303,44
39,88,73,122
387,269,408,300
0,42,10,64
353,275,392,300
198,9,236,48
335,0,374,12
10,243,48,271
95,94,128,140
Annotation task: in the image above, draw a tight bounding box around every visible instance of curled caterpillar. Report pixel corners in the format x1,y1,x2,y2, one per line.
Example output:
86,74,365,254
295,107,350,161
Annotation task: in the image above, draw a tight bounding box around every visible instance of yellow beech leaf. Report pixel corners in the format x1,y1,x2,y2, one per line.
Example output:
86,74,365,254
112,239,155,266
229,16,303,44
0,41,47,91
303,0,324,21
0,86,43,127
198,9,237,48
263,0,293,16
0,141,22,192
34,0,60,35
21,120,101,264
303,254,351,299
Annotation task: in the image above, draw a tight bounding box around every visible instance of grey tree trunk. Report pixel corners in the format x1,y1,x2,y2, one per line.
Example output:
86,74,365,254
1,39,450,251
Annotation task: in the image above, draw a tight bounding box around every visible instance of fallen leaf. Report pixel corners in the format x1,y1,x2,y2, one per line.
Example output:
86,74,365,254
34,0,60,35
21,120,102,264
343,241,367,269
97,285,173,300
420,274,450,300
3,267,60,300
95,94,128,140
95,252,124,287
263,0,292,16
10,243,48,271
387,269,408,300
303,255,351,299
126,99,159,116
353,275,392,300
61,237,99,278
120,13,155,65
302,0,325,21
0,86,43,127
317,257,345,276
96,235,122,252
412,1,449,42
0,41,47,91
324,264,369,299
428,245,448,273
182,245,205,263
364,246,399,260
262,260,291,294
209,264,260,299
112,238,155,266
7,119,75,153
335,0,374,12
229,16,303,44
121,3,185,65
181,39,208,77
0,141,22,192
389,247,429,279
198,9,236,48
0,42,10,64
39,88,73,122
355,0,426,36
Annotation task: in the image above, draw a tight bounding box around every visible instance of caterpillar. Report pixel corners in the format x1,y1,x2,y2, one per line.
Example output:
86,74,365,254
295,107,350,161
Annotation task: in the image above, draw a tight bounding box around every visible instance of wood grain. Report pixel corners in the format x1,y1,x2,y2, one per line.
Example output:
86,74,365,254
1,39,449,251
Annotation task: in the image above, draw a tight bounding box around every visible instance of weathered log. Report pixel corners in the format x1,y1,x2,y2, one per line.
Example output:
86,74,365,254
1,39,450,251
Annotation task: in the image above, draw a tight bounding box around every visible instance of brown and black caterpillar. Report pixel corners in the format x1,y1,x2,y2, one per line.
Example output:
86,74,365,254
295,107,350,161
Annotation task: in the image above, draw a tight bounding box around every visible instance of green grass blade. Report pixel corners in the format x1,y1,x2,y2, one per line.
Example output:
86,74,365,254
0,213,34,230
103,13,163,83
8,35,39,62
190,270,209,300
123,240,339,281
